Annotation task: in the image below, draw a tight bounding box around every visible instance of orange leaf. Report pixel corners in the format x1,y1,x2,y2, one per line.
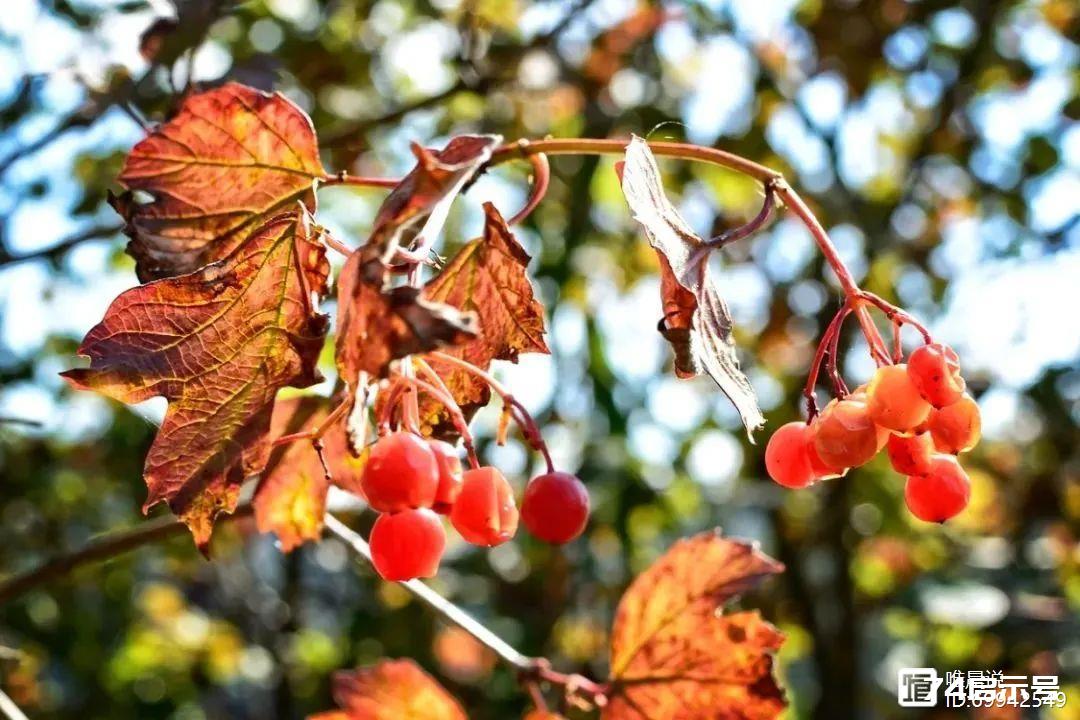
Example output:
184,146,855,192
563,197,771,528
310,659,468,720
419,202,549,435
604,531,786,720
523,712,568,720
362,135,501,261
620,136,764,437
62,207,330,552
112,83,325,281
253,396,366,552
335,256,478,386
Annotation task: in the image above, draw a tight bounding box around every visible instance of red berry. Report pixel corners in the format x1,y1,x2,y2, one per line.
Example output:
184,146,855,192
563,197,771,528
428,439,463,514
867,364,932,432
812,398,888,470
369,508,446,581
361,432,439,513
521,472,590,544
908,343,965,408
903,455,971,522
927,394,981,455
450,467,519,546
807,439,847,480
765,422,817,488
886,432,934,475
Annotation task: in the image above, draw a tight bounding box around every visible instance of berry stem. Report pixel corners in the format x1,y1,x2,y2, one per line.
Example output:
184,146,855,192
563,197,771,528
426,351,556,473
272,395,352,447
507,152,550,226
393,374,481,468
323,514,609,707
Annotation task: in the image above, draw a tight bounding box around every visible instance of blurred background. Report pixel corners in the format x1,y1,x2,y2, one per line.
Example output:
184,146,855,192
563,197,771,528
0,0,1078,718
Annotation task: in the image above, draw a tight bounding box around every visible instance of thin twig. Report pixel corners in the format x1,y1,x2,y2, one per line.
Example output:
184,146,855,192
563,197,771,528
0,689,29,720
0,224,123,268
0,506,253,605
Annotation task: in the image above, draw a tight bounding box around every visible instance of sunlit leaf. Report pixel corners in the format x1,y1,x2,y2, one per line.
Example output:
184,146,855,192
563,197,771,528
112,82,325,281
62,207,330,551
523,712,569,720
254,396,366,552
620,135,764,437
419,202,549,435
334,255,478,387
309,659,468,720
604,531,786,720
361,134,502,262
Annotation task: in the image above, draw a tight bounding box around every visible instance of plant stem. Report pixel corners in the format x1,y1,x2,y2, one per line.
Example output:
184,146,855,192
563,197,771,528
426,351,555,473
0,506,254,605
320,173,400,189
0,688,29,720
323,514,608,704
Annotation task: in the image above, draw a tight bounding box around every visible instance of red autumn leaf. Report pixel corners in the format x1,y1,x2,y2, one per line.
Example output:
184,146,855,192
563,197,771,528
253,396,366,552
419,202,549,435
335,254,478,387
111,82,325,281
620,135,765,437
604,531,786,720
309,659,468,720
62,207,330,551
361,134,502,262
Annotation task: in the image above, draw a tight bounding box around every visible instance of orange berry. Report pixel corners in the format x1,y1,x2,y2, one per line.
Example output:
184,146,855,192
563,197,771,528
886,432,934,475
908,343,965,408
904,455,971,522
867,364,932,432
927,394,981,454
765,422,817,488
812,398,888,469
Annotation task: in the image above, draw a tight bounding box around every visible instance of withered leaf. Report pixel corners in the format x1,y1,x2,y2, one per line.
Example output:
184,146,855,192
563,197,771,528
254,396,366,552
419,202,549,435
335,253,478,387
62,207,330,551
620,135,764,436
309,659,468,720
604,531,786,720
113,82,325,281
362,134,502,262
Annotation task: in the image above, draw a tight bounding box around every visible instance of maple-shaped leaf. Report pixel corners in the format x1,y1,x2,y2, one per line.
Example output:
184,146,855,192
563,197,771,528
419,202,549,435
335,254,478,387
620,135,764,437
62,207,331,551
112,82,325,281
362,134,502,262
604,531,786,720
309,659,468,720
254,396,366,552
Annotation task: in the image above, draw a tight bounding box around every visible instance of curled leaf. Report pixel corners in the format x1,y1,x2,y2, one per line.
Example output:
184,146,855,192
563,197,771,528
309,659,467,720
419,202,549,435
363,134,502,262
62,207,330,551
335,253,478,386
254,396,366,552
605,531,786,720
113,82,325,280
620,135,764,437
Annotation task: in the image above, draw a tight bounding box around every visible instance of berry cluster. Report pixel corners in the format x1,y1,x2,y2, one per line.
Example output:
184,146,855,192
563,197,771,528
766,342,982,523
362,431,590,581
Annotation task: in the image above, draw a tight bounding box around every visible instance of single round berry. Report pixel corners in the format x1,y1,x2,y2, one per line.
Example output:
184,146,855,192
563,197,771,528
428,439,463,514
866,364,932,432
886,432,934,475
807,439,847,480
450,467,519,546
812,398,889,470
765,422,817,488
927,394,981,455
908,343,965,408
521,472,590,544
361,432,439,513
903,455,971,522
369,508,446,581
